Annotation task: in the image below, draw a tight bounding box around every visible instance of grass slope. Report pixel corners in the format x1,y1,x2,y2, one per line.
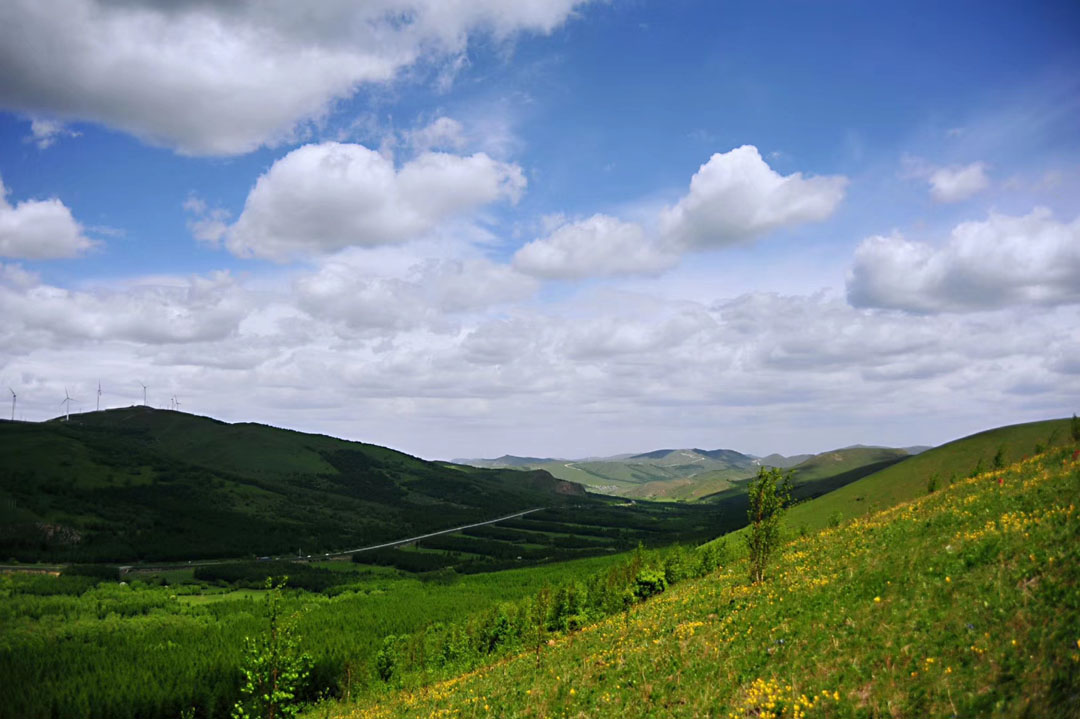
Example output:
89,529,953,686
319,444,1080,719
782,417,1075,534
0,408,587,563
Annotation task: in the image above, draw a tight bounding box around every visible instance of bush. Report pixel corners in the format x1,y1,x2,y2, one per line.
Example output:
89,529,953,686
633,568,667,600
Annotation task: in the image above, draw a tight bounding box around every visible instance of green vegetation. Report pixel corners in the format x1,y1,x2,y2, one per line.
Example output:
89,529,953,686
312,444,1080,719
232,579,312,719
0,552,634,719
4,415,1076,719
745,467,792,583
465,447,911,503
779,417,1075,534
0,408,587,563
468,449,759,499
350,501,731,574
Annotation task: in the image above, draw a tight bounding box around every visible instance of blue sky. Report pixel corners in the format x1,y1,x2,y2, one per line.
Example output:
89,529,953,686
1,0,1078,459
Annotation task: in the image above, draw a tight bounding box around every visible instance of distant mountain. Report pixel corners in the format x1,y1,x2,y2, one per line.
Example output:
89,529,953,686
454,443,928,504
0,408,587,563
454,454,560,468
456,447,757,501
752,453,815,469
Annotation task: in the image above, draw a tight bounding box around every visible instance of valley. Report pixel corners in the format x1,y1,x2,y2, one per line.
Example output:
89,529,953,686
1,414,1076,719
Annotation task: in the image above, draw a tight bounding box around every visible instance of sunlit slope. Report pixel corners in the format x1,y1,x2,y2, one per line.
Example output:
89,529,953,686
321,445,1080,719
0,408,587,563
781,417,1074,533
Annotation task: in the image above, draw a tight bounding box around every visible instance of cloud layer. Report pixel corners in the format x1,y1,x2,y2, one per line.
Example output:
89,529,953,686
0,0,589,155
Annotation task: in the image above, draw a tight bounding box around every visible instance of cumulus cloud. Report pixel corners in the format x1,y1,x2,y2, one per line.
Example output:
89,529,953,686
660,145,847,248
0,0,589,155
225,142,525,261
407,116,467,152
847,208,1080,312
902,156,990,203
183,195,230,246
513,214,679,279
295,253,537,331
0,177,95,259
929,162,990,202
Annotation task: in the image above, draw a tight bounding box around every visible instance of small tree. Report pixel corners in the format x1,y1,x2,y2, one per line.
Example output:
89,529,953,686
746,467,792,583
1072,414,1080,444
232,578,311,719
530,586,551,667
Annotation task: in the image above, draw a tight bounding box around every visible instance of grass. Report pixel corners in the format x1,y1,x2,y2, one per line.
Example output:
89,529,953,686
781,417,1075,534
313,443,1080,719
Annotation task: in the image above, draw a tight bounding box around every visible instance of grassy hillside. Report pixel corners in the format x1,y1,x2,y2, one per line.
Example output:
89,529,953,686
0,408,588,563
781,417,1075,534
314,443,1080,719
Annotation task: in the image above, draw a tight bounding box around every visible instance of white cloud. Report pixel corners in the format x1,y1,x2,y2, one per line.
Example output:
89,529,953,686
0,0,589,155
513,214,679,279
659,145,847,248
225,142,525,261
183,195,230,247
0,267,249,347
928,162,990,202
26,118,80,149
0,177,95,259
901,156,990,203
847,208,1080,312
295,252,537,331
407,116,467,152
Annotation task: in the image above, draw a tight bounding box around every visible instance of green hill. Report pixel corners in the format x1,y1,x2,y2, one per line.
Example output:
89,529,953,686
460,448,758,497
0,408,588,563
314,442,1080,719
781,417,1075,533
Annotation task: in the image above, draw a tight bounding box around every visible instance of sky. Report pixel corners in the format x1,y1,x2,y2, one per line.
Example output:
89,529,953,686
1,0,1078,460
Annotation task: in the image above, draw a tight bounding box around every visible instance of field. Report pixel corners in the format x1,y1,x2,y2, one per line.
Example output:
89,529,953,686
312,443,1080,719
0,553,638,719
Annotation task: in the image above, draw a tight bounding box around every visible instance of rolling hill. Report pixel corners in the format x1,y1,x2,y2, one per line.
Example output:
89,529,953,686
457,447,759,498
0,407,588,563
314,440,1080,719
462,444,918,503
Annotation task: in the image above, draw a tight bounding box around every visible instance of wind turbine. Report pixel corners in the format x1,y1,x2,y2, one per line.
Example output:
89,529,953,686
173,395,181,412
96,381,102,412
139,381,147,407
60,388,76,422
8,388,14,421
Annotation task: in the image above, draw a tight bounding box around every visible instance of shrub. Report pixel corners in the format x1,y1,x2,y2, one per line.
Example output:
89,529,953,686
633,568,667,600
